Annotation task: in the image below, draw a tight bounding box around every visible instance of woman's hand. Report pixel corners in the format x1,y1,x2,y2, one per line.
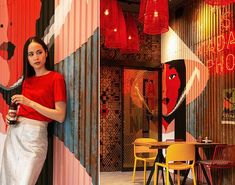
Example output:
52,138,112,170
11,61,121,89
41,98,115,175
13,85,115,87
5,114,10,125
11,94,33,107
5,113,18,125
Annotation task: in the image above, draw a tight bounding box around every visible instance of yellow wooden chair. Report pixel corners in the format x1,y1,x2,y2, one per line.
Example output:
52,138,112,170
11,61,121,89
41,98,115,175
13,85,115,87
132,138,158,184
165,139,184,182
154,143,196,185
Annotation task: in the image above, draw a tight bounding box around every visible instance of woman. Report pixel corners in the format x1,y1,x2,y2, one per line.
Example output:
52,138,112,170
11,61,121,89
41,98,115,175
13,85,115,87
0,36,67,185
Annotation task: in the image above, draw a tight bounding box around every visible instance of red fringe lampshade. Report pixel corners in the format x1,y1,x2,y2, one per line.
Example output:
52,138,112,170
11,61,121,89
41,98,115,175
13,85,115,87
105,4,127,49
100,0,118,32
143,0,169,35
204,0,234,5
121,14,140,53
138,0,147,23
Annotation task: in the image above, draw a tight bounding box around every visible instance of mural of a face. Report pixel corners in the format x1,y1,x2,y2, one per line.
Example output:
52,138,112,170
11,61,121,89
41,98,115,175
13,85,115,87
162,63,181,116
0,0,41,87
0,0,41,133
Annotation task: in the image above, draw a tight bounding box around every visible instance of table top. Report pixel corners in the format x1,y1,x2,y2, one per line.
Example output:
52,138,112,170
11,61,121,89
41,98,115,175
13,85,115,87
134,141,225,149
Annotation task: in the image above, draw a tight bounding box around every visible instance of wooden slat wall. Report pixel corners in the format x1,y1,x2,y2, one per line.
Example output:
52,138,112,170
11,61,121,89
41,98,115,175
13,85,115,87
52,0,99,184
167,0,235,183
169,0,235,144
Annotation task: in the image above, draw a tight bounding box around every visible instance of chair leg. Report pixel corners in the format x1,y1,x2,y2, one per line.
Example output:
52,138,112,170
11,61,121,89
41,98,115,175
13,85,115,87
191,167,197,185
218,169,222,185
195,163,200,183
174,170,176,183
154,164,158,185
166,168,169,185
177,170,180,185
143,160,147,185
162,167,165,185
207,167,213,185
132,158,137,182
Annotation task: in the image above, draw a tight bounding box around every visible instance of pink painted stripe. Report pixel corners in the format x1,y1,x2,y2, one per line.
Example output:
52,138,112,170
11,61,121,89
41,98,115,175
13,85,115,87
53,136,92,185
54,0,99,63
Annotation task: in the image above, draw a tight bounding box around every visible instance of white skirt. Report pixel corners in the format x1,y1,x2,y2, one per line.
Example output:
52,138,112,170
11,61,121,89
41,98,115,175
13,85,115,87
0,117,48,185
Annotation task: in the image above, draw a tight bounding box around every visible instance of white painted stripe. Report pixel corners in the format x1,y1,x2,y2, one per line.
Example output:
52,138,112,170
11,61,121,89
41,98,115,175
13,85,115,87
43,0,73,45
161,27,202,63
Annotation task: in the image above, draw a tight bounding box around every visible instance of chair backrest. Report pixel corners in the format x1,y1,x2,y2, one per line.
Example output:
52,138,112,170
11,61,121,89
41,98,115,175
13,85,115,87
213,144,235,162
212,144,228,160
223,145,235,163
166,143,195,163
134,138,158,157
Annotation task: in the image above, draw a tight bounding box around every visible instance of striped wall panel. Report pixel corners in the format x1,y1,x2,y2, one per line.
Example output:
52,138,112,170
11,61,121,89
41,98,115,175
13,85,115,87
162,0,235,183
54,30,99,184
53,0,99,185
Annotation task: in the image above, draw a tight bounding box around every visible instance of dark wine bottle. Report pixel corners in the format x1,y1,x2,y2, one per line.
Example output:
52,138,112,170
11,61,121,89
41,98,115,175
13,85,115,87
8,102,18,125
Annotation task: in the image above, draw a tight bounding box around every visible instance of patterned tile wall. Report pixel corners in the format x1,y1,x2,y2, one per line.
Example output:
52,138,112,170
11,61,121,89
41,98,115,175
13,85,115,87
100,66,122,171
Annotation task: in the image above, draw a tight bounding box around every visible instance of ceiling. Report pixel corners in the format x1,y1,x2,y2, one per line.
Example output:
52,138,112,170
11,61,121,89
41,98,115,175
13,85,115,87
118,0,186,13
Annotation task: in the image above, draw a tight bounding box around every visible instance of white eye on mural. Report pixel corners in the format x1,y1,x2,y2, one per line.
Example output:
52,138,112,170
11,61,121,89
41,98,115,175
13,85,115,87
168,74,176,80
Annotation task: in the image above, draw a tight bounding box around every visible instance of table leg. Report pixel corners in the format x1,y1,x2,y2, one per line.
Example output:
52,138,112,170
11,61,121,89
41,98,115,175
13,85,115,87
200,164,212,185
182,169,190,185
146,153,160,185
146,150,174,185
155,166,165,185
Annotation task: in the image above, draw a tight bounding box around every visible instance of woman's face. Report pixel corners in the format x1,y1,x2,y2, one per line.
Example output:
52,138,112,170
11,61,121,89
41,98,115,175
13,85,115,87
27,42,47,71
162,64,181,115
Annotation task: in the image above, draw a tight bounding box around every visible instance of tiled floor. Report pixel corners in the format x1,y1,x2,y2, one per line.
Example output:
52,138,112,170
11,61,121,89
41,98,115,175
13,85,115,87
100,171,195,185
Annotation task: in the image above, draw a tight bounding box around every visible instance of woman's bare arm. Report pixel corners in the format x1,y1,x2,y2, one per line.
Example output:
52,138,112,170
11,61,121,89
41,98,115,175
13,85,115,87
11,94,66,123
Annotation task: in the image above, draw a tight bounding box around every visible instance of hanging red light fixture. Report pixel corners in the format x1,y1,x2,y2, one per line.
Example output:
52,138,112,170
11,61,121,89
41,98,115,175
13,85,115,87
143,0,169,35
104,4,127,49
138,0,147,23
100,0,118,33
204,0,234,5
121,14,140,54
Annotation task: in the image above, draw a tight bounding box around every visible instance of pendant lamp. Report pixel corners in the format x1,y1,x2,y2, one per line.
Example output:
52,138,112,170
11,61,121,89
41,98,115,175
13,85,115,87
121,14,140,53
204,0,234,5
100,0,118,32
105,4,127,49
138,0,147,23
144,0,169,35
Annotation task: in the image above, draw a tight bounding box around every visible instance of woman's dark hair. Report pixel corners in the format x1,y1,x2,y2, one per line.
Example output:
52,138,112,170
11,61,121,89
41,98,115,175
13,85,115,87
23,36,53,78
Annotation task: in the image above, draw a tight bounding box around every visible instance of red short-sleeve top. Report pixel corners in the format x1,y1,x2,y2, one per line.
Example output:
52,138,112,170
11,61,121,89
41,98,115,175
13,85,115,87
18,71,67,122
